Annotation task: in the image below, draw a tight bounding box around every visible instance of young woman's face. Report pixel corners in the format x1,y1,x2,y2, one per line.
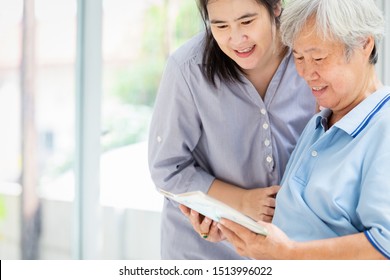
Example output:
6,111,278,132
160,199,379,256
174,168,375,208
207,0,280,71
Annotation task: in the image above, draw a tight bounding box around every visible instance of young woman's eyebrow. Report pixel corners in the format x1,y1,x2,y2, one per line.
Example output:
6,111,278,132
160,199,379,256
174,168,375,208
235,13,258,21
210,13,258,24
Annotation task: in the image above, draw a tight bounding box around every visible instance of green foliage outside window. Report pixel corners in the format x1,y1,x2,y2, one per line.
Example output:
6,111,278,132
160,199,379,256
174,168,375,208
101,1,201,152
111,1,201,107
0,196,5,220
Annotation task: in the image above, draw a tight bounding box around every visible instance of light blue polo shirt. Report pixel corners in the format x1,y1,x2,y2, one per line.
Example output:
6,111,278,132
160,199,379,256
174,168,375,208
273,86,390,259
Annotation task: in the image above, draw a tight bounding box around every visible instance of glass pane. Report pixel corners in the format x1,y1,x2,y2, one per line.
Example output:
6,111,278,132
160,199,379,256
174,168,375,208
0,0,23,260
101,0,201,259
35,0,77,259
0,0,77,259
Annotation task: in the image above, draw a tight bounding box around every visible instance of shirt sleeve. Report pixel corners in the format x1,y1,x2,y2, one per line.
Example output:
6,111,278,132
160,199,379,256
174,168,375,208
148,55,215,195
358,119,390,259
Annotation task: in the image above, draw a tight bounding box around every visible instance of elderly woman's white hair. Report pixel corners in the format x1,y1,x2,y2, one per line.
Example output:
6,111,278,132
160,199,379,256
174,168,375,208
281,0,385,64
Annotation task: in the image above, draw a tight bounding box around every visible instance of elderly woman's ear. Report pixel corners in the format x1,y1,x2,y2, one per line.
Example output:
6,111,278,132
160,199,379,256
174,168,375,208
363,36,375,59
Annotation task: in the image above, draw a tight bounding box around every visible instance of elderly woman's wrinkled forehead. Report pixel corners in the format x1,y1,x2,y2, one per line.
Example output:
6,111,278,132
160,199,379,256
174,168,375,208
295,15,340,45
292,17,345,56
280,0,384,64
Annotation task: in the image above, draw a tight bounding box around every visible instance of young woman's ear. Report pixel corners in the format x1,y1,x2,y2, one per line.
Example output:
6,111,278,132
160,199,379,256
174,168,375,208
274,0,282,17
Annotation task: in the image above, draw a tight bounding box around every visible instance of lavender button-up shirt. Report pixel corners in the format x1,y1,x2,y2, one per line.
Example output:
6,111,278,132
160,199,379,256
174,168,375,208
148,32,316,259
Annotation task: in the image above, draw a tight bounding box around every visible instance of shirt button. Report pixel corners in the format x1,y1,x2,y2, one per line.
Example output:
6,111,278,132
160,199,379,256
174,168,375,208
311,150,318,157
157,136,162,143
264,139,270,147
263,123,269,130
260,109,267,115
266,156,273,163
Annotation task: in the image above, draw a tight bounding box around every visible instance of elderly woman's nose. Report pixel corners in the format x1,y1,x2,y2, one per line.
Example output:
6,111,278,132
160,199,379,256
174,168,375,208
300,63,319,81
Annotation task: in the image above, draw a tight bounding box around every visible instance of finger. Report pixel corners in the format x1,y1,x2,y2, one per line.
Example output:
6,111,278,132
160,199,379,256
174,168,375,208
199,216,212,237
260,214,273,223
208,220,218,235
219,218,253,240
188,209,203,232
267,185,281,196
263,197,276,208
262,205,275,216
179,204,190,217
217,222,240,243
217,222,246,253
208,221,223,242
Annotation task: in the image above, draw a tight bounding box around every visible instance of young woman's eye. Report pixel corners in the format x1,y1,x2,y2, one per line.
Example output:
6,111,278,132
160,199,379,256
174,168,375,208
242,20,253,25
216,24,228,29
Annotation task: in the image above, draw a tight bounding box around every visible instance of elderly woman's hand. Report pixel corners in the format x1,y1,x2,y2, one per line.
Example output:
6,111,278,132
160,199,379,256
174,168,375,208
217,218,294,259
179,204,226,242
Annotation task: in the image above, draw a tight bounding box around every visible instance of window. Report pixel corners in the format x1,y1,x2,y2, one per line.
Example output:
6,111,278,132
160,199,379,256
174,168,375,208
0,0,200,259
99,0,200,259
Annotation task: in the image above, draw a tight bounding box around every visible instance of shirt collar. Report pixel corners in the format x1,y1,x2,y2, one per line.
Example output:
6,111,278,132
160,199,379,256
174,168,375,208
315,109,332,130
315,86,390,136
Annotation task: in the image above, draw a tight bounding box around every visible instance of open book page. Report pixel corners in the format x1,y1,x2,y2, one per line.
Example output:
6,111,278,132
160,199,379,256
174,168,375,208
159,189,268,236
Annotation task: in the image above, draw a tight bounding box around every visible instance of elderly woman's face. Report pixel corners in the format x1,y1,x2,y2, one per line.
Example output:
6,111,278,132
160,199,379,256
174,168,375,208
292,19,373,117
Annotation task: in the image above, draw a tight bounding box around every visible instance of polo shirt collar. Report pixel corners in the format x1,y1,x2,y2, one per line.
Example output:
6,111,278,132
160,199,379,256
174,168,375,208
315,109,332,130
315,86,390,137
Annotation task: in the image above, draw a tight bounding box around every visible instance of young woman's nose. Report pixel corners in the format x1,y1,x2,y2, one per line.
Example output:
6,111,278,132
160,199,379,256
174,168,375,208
229,27,248,45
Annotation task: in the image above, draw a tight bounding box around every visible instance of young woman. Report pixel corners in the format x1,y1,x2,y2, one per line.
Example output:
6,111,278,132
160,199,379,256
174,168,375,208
148,0,316,259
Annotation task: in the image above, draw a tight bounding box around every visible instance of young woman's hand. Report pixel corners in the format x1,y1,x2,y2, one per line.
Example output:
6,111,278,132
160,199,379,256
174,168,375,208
241,185,281,222
179,204,225,242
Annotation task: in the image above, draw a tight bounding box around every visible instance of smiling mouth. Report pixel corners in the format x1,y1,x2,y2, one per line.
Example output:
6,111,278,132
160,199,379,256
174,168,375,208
312,86,326,91
237,46,254,53
234,45,255,58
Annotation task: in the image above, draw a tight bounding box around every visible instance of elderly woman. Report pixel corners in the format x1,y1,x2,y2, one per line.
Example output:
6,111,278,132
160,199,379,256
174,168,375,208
211,0,390,259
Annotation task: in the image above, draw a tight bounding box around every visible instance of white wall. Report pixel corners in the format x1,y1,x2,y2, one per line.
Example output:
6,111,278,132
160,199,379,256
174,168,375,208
376,0,390,85
0,193,161,260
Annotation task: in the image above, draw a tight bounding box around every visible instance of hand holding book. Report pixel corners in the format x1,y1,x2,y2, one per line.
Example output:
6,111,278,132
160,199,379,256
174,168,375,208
159,189,268,236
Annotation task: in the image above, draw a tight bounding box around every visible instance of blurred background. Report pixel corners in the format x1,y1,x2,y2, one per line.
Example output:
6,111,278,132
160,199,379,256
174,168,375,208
0,0,388,259
0,0,200,259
